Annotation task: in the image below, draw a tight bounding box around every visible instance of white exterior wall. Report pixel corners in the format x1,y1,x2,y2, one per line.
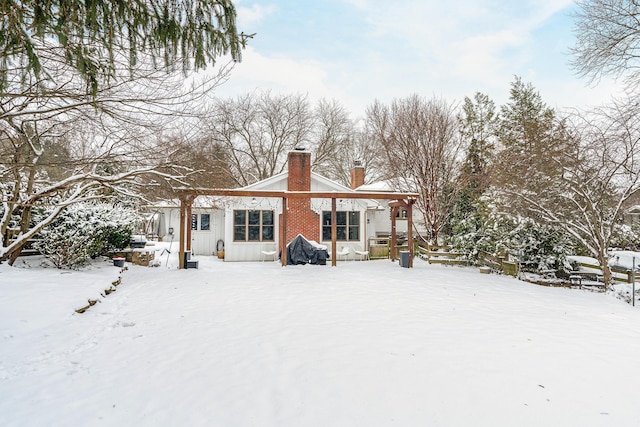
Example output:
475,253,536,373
224,197,281,262
223,199,371,261
158,206,224,256
191,209,224,256
157,201,421,261
367,209,391,238
220,172,390,261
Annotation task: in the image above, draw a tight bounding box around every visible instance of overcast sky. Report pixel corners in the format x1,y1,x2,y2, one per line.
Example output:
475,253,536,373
214,0,627,118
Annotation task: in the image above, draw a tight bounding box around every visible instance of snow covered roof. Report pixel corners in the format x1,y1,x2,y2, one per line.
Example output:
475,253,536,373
146,195,227,209
355,181,395,192
242,171,288,191
242,170,356,194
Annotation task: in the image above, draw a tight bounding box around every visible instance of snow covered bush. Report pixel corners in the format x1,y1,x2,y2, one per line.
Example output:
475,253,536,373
446,214,486,262
35,202,139,269
447,207,513,263
448,213,576,275
507,220,576,273
609,223,640,251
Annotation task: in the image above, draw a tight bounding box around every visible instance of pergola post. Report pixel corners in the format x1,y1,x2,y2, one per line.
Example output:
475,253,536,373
178,195,195,270
281,196,287,267
331,198,337,266
186,203,193,254
179,201,185,269
390,206,398,261
407,201,414,268
178,198,187,269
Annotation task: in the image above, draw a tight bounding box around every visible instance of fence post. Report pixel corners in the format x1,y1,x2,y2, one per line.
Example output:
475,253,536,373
633,257,636,307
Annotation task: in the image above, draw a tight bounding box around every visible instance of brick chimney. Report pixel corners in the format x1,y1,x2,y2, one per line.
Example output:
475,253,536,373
350,160,365,189
287,147,311,191
284,148,318,242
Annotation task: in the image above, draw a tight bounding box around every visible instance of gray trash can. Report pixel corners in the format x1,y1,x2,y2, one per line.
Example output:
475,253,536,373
399,250,410,268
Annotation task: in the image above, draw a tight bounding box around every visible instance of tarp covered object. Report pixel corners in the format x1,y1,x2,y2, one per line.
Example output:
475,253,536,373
286,234,328,265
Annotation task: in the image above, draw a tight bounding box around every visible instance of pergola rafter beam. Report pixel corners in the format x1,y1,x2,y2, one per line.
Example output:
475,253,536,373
177,188,419,201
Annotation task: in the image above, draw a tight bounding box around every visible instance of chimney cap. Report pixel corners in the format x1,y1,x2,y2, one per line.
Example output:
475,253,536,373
353,159,363,167
294,146,307,151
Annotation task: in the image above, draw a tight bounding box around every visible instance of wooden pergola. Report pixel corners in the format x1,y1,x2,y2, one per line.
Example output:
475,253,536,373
175,188,419,269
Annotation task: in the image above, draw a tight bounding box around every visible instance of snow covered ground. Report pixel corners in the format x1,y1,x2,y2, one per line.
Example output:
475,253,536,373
2,248,640,426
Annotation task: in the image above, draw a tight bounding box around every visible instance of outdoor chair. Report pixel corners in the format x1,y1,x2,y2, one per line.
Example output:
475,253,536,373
261,248,277,262
337,246,350,261
354,245,369,261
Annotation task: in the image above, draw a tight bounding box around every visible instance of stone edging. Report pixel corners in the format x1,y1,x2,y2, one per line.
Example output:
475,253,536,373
75,265,127,314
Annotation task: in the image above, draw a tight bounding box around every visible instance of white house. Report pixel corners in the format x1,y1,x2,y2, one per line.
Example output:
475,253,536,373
151,149,419,263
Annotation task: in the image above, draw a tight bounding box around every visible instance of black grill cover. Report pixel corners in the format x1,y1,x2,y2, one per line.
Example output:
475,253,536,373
286,234,328,265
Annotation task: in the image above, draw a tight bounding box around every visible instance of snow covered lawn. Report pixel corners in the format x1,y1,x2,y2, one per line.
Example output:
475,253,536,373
2,254,640,426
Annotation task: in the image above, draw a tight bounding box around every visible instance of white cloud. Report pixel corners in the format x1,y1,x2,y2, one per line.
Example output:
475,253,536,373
338,1,580,101
341,0,372,10
237,3,276,30
215,46,329,97
214,47,378,116
215,0,620,117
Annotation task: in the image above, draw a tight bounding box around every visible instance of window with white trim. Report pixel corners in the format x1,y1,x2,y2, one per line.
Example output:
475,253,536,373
233,210,274,242
321,211,360,241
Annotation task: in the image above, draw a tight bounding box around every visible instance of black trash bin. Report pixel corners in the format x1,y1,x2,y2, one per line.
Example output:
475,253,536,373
399,250,410,268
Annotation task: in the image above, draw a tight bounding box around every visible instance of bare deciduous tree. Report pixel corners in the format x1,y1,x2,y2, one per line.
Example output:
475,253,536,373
204,91,314,186
571,0,640,89
311,99,356,184
151,133,237,198
0,45,233,264
204,92,372,188
366,95,462,243
311,99,380,187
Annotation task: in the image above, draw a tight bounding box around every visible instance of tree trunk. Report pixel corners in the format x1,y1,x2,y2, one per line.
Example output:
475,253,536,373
7,241,26,266
597,250,612,290
5,168,37,266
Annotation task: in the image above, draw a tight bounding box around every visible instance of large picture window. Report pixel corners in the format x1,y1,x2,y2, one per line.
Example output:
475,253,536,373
233,210,274,242
321,211,360,241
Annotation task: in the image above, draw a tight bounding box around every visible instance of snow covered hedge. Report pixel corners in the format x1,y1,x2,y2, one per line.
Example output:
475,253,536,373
448,215,576,274
34,202,140,269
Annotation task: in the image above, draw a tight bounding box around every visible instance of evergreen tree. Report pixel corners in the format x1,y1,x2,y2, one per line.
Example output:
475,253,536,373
444,92,496,241
497,77,555,154
458,93,497,206
493,77,573,213
487,77,640,288
449,81,580,277
0,0,250,95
